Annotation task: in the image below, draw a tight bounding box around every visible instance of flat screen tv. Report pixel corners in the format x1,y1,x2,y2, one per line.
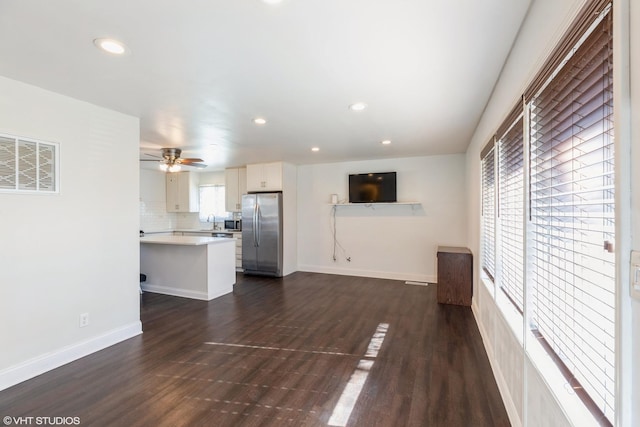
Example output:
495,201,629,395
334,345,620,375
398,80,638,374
348,172,397,203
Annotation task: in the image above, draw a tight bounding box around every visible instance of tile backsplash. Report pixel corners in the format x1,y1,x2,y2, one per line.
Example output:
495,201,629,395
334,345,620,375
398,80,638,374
139,202,224,232
176,213,213,230
139,200,176,232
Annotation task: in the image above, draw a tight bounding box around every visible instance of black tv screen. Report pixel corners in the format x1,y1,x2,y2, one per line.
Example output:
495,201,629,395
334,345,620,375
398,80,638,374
348,172,397,203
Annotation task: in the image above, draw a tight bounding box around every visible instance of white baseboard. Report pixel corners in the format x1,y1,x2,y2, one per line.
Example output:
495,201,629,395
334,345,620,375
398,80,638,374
0,321,142,392
141,283,209,300
298,264,436,284
471,303,522,427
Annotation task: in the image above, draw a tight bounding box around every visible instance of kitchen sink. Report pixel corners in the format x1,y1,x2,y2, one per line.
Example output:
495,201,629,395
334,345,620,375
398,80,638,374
213,233,234,238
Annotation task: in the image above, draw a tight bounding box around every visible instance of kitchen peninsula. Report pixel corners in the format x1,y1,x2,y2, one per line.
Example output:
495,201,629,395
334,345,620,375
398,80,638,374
140,235,236,301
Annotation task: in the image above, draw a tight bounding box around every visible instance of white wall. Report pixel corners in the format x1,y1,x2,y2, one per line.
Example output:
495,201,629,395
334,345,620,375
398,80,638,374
0,76,141,390
197,170,225,186
281,163,298,276
297,155,466,282
626,0,640,424
465,0,638,426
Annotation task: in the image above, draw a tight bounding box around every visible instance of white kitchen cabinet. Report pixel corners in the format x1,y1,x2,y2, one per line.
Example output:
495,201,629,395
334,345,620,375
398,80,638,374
225,167,247,212
233,232,243,271
246,162,283,192
166,172,199,213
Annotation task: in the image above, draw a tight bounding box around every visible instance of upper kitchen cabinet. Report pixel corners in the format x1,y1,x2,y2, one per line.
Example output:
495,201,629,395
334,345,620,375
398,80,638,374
166,171,199,213
246,162,283,192
225,167,247,212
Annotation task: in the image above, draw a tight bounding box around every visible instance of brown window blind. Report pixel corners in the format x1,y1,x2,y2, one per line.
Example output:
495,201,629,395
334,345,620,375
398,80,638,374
481,146,496,281
528,3,614,424
524,0,612,102
498,115,524,312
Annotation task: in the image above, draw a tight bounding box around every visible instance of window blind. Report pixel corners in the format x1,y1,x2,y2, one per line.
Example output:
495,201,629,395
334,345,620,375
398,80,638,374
198,184,231,222
481,147,496,281
498,116,524,312
529,5,614,423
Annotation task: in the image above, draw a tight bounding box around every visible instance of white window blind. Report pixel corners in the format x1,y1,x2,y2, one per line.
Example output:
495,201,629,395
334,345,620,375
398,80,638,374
0,134,58,193
529,5,614,423
498,116,524,311
481,147,496,281
198,185,229,222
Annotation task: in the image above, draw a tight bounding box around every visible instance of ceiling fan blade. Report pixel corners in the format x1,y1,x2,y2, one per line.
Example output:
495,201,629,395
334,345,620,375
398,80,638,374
143,153,163,158
139,159,161,162
178,158,205,164
185,163,208,169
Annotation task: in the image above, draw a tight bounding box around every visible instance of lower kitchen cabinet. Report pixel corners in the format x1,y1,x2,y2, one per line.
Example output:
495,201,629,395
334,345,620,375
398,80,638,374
233,232,242,271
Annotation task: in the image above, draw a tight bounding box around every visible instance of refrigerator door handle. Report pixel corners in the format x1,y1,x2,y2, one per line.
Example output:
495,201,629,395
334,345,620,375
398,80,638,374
253,201,258,247
256,203,261,247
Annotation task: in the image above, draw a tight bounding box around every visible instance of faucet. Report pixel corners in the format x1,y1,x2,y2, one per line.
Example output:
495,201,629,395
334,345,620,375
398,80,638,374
207,214,217,230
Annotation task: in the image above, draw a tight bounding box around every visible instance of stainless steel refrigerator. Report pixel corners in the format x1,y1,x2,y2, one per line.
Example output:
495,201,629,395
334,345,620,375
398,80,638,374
242,192,283,277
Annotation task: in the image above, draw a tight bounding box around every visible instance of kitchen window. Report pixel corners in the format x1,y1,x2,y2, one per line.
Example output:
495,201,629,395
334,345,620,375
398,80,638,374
198,184,230,222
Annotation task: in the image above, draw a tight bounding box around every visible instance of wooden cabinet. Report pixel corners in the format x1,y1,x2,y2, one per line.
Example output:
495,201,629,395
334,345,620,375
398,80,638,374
225,167,247,212
246,162,283,192
166,172,199,213
437,246,473,306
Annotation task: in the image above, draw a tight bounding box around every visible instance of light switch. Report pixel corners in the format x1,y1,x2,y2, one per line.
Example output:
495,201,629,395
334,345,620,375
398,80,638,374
631,250,640,299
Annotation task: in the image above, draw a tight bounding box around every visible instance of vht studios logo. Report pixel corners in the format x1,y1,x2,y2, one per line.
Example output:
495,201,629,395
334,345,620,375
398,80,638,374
2,416,80,425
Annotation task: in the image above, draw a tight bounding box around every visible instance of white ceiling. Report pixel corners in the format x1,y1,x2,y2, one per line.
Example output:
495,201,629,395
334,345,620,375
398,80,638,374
0,0,530,171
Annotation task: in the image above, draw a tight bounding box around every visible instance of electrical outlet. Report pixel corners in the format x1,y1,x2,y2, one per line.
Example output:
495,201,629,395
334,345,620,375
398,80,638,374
79,313,89,328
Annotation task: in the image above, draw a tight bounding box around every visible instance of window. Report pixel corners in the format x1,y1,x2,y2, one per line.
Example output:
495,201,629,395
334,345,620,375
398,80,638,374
198,185,230,222
528,4,614,422
481,145,496,281
0,134,58,193
498,115,524,312
478,1,615,423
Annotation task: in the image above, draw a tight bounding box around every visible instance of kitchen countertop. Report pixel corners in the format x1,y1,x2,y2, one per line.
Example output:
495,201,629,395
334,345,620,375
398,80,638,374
142,229,241,234
140,235,236,246
175,229,241,233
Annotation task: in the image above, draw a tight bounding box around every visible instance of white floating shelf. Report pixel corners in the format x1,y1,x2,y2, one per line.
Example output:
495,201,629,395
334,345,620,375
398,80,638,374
331,202,421,206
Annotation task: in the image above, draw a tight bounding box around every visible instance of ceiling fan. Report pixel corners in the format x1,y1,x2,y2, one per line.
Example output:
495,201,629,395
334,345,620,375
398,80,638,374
140,148,207,172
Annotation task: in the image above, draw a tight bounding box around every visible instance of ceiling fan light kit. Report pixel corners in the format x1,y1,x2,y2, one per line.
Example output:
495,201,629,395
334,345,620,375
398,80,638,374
140,147,208,172
159,163,181,173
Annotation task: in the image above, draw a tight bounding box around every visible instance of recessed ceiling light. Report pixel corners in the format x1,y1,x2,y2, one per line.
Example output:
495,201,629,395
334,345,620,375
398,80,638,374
253,117,267,125
311,147,320,152
349,102,367,111
381,140,392,145
93,38,127,55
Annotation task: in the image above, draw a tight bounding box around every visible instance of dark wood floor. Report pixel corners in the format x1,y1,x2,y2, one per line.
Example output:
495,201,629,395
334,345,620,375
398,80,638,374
0,272,509,426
